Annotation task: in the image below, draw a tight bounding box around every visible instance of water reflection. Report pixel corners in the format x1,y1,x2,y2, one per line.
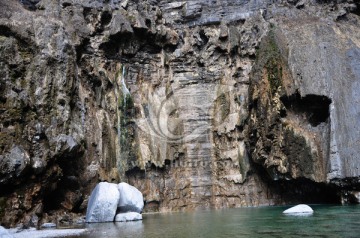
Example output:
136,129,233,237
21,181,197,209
85,221,144,238
76,205,360,238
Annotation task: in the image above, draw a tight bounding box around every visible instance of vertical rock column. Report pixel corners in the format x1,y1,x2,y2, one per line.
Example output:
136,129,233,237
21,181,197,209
172,73,218,208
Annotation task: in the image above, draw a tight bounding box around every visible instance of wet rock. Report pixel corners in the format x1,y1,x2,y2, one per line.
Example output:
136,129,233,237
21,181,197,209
283,204,313,215
114,212,142,222
58,214,71,226
340,190,360,204
118,183,144,213
40,223,57,229
349,191,360,204
86,182,120,223
75,217,86,225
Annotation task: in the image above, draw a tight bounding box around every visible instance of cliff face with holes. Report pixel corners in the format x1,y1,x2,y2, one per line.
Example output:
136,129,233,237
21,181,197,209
1,0,360,227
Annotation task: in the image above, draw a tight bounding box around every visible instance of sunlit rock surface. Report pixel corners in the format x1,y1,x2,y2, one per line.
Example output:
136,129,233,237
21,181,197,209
118,182,144,213
283,204,313,215
86,182,120,223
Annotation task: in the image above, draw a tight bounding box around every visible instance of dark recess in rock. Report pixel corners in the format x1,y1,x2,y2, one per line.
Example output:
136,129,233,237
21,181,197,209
62,2,72,8
19,0,40,11
99,32,134,58
270,178,340,204
199,29,209,45
352,4,360,16
145,19,152,28
280,92,332,126
76,38,90,62
253,164,340,204
43,151,85,212
101,11,113,26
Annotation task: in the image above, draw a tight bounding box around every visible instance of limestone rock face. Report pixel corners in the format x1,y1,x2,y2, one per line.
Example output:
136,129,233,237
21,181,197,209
283,204,313,215
0,0,360,227
0,146,30,184
86,182,120,223
114,212,142,222
247,5,360,188
278,19,360,182
118,183,144,213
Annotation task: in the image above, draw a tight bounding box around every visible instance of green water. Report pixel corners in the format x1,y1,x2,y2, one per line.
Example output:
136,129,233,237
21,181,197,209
80,205,360,238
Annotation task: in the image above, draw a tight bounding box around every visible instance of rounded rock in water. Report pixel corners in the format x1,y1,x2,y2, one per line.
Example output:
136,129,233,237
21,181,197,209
115,212,142,222
86,182,120,223
117,182,144,213
283,204,314,215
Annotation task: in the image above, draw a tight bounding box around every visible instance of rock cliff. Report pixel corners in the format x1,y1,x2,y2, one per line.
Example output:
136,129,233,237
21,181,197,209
0,0,359,227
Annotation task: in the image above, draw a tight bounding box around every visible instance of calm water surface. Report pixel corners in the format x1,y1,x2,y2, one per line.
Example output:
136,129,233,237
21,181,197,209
78,205,360,238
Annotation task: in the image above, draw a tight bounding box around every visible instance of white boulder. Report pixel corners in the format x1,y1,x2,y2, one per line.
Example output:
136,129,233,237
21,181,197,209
86,182,120,222
118,182,144,213
114,212,142,222
283,204,314,215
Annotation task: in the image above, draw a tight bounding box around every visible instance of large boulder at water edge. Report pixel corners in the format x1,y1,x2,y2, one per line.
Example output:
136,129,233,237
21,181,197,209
0,226,13,238
114,212,142,222
86,182,120,223
283,204,313,215
118,182,144,213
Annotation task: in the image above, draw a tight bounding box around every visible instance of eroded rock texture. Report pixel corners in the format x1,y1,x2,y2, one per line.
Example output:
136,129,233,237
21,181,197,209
0,0,359,227
248,3,360,201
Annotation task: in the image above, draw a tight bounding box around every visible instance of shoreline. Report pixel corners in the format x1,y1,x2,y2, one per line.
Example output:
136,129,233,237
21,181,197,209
6,228,87,238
